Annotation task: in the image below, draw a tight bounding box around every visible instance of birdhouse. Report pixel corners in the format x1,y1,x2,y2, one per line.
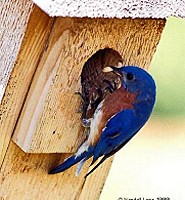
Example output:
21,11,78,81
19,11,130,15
0,0,184,199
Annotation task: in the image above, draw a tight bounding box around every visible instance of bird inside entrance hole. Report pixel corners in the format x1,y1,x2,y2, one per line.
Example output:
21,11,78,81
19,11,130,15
49,48,156,177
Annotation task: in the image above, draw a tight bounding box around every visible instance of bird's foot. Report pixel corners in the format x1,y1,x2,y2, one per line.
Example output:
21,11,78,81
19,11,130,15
82,118,92,127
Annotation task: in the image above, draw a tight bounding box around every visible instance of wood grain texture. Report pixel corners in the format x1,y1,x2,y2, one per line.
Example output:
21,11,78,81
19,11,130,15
0,141,113,200
79,157,114,200
12,18,165,153
0,13,165,200
33,0,185,18
0,0,33,102
0,7,54,166
0,7,114,200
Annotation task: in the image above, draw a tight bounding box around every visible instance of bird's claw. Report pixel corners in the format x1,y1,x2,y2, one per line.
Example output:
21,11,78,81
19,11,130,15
82,118,92,127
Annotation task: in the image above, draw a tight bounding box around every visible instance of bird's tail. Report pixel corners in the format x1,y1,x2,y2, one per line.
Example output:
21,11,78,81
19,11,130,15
49,142,93,175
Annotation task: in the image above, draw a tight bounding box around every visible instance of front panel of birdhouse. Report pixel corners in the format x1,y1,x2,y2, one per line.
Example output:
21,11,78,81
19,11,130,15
12,17,165,153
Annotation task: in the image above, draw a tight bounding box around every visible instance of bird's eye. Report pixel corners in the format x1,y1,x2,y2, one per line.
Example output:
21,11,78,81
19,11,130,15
126,72,134,81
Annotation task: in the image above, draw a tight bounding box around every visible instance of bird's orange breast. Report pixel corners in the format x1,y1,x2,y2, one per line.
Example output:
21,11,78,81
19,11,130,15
102,87,137,120
91,87,137,145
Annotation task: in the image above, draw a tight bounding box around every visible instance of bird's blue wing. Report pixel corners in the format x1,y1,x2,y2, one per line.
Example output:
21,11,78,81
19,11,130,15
93,109,136,162
102,109,134,137
85,109,140,177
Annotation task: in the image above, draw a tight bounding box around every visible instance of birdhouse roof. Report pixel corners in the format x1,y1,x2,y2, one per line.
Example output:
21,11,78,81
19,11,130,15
32,0,184,18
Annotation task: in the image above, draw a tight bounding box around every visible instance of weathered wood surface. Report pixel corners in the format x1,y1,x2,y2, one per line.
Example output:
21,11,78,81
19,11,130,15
0,141,113,200
13,17,165,154
33,0,185,18
0,7,54,166
0,6,118,200
0,0,33,102
0,5,166,200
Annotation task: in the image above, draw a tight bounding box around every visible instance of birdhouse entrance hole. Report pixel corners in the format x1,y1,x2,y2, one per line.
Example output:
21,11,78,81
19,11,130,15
80,48,123,122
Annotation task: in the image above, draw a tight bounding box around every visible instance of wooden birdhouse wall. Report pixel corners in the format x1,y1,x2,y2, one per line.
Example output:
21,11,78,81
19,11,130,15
0,2,166,200
11,8,165,154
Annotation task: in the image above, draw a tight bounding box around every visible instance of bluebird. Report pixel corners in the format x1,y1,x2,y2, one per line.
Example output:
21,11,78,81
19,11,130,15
49,66,156,177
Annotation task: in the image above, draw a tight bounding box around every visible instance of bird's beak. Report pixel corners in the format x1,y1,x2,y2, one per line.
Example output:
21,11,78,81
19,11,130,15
102,66,123,77
109,66,123,77
109,66,129,84
102,66,125,89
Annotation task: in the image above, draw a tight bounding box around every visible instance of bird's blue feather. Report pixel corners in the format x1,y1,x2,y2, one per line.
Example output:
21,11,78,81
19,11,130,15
93,109,134,162
49,147,93,174
49,66,156,176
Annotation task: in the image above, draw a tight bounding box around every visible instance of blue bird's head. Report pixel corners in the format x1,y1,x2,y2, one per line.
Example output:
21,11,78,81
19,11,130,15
109,66,156,102
106,65,156,129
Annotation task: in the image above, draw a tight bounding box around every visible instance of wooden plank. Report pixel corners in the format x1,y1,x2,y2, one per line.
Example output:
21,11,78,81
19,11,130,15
0,6,54,166
0,0,33,102
79,157,114,200
0,17,165,200
33,0,185,18
0,142,88,200
13,18,166,153
0,141,113,200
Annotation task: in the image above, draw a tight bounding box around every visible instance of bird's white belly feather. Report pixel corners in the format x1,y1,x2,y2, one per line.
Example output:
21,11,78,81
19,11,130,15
88,101,104,145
